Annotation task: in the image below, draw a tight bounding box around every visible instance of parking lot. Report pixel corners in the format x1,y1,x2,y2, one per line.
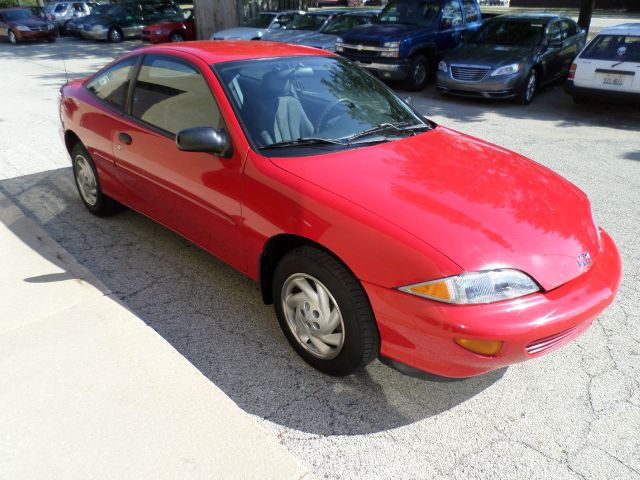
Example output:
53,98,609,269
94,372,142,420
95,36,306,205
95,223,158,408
1,37,639,479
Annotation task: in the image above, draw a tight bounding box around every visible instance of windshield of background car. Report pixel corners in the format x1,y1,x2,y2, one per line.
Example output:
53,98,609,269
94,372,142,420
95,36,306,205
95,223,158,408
285,13,329,31
468,20,545,46
321,14,375,34
90,4,110,15
378,1,440,27
5,9,39,21
214,55,424,154
580,34,640,62
246,13,275,28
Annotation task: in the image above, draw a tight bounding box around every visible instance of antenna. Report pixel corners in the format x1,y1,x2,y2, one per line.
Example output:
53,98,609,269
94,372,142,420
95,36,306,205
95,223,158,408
54,22,70,84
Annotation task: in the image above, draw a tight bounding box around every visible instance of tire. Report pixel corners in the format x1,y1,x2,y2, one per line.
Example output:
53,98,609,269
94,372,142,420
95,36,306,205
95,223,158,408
272,246,380,376
107,27,123,43
71,143,121,216
402,54,430,91
517,69,538,105
169,31,184,42
8,30,17,44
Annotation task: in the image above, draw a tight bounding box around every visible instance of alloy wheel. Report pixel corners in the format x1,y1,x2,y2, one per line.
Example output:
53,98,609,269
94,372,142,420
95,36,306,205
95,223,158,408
8,30,17,44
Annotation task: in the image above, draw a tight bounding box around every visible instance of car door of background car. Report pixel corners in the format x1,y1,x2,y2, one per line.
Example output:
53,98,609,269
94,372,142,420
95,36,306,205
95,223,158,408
110,54,245,270
557,20,583,74
436,1,465,53
543,20,568,82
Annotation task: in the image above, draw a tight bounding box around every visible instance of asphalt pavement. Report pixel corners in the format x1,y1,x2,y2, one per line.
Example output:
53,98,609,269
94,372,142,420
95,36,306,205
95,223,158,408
0,37,639,480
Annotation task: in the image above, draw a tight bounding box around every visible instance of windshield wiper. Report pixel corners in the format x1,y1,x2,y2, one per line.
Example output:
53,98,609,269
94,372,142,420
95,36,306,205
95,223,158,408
343,122,431,143
259,137,346,150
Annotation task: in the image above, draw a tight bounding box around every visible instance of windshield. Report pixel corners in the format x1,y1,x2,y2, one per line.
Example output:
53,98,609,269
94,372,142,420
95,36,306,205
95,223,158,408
321,14,375,34
214,56,426,155
246,13,274,28
378,0,440,27
468,20,545,46
90,4,111,15
4,9,39,21
284,14,329,31
580,34,640,62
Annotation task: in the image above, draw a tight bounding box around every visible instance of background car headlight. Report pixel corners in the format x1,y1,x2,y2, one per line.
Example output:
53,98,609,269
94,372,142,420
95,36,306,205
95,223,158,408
399,269,540,304
438,60,448,73
16,25,31,31
335,37,344,52
491,63,522,76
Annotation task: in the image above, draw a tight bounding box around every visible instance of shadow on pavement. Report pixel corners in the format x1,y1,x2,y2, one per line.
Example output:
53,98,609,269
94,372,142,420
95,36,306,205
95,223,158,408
0,168,505,436
0,36,140,62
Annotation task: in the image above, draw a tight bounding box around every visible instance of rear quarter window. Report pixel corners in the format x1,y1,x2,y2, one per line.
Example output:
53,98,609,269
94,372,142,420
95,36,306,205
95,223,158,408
580,34,640,62
86,57,136,110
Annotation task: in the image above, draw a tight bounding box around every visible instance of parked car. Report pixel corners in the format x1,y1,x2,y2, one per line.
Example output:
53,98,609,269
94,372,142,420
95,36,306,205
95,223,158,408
297,9,380,52
262,9,344,44
211,10,303,40
565,23,640,105
317,0,349,6
66,2,110,36
44,1,96,31
336,0,483,90
142,7,194,42
436,14,585,104
80,1,181,42
0,7,57,44
58,42,621,377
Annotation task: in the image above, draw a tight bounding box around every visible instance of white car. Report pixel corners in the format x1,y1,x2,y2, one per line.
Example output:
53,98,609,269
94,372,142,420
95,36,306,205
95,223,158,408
565,23,640,104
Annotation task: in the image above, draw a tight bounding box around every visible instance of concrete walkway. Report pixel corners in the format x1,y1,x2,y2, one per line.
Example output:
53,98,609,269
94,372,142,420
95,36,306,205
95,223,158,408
0,190,314,480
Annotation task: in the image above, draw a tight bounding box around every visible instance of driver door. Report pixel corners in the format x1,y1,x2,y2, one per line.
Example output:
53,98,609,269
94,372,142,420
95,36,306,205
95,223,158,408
437,0,465,53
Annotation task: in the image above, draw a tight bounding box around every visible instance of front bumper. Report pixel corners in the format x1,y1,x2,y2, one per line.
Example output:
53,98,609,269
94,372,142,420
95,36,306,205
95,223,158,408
565,80,640,104
436,69,526,99
80,28,108,40
15,29,56,41
345,57,410,81
365,229,621,378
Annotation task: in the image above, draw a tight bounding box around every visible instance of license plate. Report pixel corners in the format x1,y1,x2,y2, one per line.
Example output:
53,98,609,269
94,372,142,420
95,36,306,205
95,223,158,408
602,74,625,86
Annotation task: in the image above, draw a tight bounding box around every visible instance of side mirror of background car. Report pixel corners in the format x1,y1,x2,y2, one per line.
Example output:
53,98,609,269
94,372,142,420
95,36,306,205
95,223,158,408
548,36,563,49
176,127,233,158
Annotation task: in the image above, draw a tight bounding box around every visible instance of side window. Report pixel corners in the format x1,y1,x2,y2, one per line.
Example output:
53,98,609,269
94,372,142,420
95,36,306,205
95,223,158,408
131,55,224,135
441,1,463,28
561,20,578,39
462,0,479,23
548,21,562,42
86,57,136,110
54,3,68,13
278,14,293,25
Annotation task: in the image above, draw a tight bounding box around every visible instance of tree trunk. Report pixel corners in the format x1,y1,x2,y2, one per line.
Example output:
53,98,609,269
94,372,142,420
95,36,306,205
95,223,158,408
577,0,595,36
194,0,239,41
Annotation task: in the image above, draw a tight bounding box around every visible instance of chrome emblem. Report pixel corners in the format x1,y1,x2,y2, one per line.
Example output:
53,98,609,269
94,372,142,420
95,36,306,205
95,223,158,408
577,252,591,268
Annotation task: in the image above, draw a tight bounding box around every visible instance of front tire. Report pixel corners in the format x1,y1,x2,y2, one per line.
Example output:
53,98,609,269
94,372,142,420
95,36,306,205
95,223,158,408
107,27,123,43
8,30,17,44
71,143,121,216
517,69,537,105
403,54,430,91
272,246,380,376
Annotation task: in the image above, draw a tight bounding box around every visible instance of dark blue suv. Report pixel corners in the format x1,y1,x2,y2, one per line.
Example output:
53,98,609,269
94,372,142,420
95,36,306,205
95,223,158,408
336,0,482,90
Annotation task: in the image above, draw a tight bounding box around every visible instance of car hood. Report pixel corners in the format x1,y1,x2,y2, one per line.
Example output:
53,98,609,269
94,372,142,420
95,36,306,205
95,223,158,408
298,32,337,49
269,127,600,291
262,29,315,42
343,23,428,44
213,27,266,39
445,43,536,67
10,17,49,27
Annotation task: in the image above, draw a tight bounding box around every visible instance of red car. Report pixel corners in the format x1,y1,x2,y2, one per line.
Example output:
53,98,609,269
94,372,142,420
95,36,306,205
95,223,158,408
0,7,57,44
141,8,194,43
58,42,621,377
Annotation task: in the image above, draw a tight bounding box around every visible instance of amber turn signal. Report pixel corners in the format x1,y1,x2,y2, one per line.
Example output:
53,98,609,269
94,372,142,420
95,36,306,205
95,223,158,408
454,338,503,356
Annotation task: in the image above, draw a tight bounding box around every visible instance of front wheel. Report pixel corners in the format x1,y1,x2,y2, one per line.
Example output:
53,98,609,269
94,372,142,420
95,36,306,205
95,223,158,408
107,27,123,43
8,30,17,44
517,69,538,105
272,246,380,376
402,54,430,91
169,31,184,42
71,143,121,216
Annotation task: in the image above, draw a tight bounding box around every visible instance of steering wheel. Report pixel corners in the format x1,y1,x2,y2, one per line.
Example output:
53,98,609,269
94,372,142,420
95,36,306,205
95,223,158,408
315,98,352,134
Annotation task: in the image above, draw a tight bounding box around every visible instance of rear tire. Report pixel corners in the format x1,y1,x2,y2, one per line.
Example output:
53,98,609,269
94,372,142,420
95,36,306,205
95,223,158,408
71,143,121,216
272,246,380,376
107,27,123,43
402,54,430,91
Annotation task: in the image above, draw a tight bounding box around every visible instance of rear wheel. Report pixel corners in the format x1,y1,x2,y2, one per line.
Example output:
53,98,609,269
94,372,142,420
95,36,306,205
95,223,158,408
169,31,184,42
107,27,123,43
403,54,430,91
272,246,380,376
71,143,121,216
8,30,17,44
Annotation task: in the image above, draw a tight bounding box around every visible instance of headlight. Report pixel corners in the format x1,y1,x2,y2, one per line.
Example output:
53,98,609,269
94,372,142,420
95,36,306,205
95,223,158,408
92,24,104,30
16,25,30,31
438,60,448,73
154,29,162,35
491,63,522,77
399,269,540,304
383,41,400,48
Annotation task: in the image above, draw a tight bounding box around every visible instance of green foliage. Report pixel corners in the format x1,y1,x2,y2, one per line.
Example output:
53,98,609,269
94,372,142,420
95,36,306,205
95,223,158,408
0,0,40,7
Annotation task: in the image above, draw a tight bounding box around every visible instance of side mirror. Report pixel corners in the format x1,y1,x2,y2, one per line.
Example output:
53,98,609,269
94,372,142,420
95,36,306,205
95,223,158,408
176,127,233,158
548,37,563,49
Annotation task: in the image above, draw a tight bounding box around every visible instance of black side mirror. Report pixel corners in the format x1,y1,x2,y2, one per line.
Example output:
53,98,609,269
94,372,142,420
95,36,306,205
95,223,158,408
176,127,233,158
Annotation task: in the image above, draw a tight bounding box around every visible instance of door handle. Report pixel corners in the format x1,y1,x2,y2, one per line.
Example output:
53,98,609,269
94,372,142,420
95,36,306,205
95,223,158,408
118,132,132,145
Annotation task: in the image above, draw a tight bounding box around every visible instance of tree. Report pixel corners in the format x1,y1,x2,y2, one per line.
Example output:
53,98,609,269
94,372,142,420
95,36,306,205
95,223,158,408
577,0,595,36
194,0,239,40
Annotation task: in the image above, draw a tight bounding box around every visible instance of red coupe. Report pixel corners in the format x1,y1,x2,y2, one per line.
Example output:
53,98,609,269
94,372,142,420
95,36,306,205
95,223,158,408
141,8,194,43
58,42,621,377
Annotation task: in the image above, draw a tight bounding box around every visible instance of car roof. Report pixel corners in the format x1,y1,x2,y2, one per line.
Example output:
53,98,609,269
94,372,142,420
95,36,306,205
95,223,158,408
142,40,331,64
599,23,640,36
491,13,565,23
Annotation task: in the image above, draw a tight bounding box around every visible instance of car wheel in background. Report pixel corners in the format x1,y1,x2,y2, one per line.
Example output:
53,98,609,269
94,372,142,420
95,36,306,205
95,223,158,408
108,27,123,43
403,54,429,91
71,143,121,216
8,30,17,44
272,246,380,376
169,31,184,42
517,69,538,105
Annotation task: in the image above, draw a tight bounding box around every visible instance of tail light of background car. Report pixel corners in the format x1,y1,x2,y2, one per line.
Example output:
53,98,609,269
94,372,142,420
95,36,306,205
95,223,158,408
568,63,577,80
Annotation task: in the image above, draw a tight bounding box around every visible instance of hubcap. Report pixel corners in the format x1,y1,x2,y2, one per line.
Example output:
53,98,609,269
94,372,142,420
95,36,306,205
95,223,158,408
9,31,16,44
75,154,98,206
281,274,345,360
110,30,121,41
413,63,426,86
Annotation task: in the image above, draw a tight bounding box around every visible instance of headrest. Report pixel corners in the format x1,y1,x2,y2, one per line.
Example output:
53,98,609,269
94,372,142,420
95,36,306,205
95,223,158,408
263,71,291,96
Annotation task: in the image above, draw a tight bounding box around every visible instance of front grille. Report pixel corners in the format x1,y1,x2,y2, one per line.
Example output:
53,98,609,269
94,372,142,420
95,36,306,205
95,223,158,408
451,66,490,82
525,318,593,356
343,48,379,60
